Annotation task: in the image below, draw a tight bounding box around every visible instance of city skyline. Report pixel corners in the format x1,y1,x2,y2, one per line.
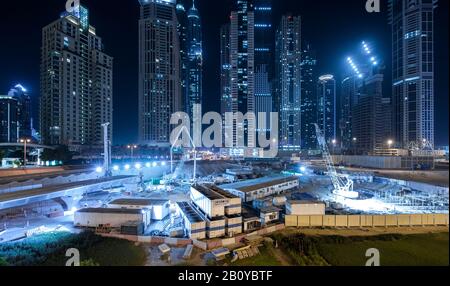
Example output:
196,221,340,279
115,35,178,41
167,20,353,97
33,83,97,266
0,0,448,146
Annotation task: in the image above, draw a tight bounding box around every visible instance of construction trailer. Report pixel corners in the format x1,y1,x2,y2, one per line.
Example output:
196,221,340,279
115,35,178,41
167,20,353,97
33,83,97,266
220,175,300,202
108,198,170,221
176,202,206,240
74,208,151,229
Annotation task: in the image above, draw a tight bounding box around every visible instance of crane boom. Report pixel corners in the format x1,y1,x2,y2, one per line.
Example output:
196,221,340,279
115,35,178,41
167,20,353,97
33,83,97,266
314,124,358,199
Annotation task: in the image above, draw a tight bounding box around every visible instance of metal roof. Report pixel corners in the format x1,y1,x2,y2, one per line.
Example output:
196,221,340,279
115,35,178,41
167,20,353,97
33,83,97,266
221,175,299,193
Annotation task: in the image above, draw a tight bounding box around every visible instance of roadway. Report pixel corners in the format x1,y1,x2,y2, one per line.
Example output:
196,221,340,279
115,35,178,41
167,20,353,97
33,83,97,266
0,176,137,210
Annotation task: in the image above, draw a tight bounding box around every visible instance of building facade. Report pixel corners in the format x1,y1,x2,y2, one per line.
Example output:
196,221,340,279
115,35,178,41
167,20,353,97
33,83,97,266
389,0,437,149
254,0,273,132
317,75,336,144
8,85,32,139
138,0,181,146
40,6,113,148
186,1,203,121
229,0,255,146
300,44,318,151
275,15,302,151
0,95,19,143
176,1,189,114
220,24,232,116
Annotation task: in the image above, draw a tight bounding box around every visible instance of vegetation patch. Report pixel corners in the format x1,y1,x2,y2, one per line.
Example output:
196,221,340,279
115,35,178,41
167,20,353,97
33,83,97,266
0,231,147,266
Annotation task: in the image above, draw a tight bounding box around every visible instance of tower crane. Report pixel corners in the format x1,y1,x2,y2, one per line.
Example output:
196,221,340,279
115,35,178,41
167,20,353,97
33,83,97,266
314,124,358,199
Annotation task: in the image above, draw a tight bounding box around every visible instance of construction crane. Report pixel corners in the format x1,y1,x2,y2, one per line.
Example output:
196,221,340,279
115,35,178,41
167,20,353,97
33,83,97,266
314,124,358,199
170,125,197,182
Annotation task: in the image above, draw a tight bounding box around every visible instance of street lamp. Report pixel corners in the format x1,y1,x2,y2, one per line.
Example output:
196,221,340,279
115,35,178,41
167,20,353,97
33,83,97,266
127,144,138,160
387,139,394,149
19,138,31,167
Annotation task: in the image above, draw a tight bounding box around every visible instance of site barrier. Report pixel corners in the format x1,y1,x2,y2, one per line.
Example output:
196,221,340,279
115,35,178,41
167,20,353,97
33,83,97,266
285,214,450,228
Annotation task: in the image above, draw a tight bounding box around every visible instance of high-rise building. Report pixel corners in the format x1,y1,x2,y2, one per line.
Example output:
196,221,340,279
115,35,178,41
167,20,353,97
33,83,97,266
254,0,273,131
0,95,19,143
40,6,113,148
186,1,203,121
230,0,255,146
340,76,359,150
389,0,438,149
300,44,318,151
176,1,189,113
352,73,392,154
317,74,336,144
138,0,181,146
220,24,232,116
276,15,302,150
7,84,32,139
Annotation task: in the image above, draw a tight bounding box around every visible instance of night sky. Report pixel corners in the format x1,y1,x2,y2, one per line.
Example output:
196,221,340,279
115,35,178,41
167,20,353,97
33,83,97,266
0,0,448,146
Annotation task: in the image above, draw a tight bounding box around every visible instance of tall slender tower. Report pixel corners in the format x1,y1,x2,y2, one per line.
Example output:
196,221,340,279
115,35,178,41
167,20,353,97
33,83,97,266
317,75,336,144
230,0,255,146
176,1,189,114
389,0,438,149
138,0,181,146
300,44,318,151
276,15,302,151
254,0,273,132
186,0,203,121
220,24,232,116
40,5,113,148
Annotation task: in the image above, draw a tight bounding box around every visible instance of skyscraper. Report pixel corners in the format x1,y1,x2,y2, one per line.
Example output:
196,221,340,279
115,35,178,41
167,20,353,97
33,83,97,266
0,95,18,143
300,44,318,151
8,84,32,139
40,5,113,148
230,0,255,146
254,0,273,131
138,0,181,146
276,15,302,151
389,0,438,149
317,75,336,144
186,1,203,121
176,1,189,113
340,76,359,150
220,24,232,116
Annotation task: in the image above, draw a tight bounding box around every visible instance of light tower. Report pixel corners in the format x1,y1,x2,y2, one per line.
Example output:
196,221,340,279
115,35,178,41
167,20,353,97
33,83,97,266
102,123,111,177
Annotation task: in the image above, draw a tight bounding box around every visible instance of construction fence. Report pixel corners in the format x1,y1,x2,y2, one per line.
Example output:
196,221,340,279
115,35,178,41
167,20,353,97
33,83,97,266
285,214,450,228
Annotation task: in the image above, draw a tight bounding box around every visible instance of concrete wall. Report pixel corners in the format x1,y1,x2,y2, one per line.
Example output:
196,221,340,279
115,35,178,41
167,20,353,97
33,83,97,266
285,214,450,228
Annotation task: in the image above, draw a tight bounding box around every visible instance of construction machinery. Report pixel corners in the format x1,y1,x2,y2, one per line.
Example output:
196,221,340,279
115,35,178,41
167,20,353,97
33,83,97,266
314,124,358,199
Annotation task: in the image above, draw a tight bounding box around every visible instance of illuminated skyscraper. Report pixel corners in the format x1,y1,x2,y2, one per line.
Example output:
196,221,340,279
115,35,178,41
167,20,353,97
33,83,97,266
389,0,438,149
40,5,113,148
186,0,203,121
220,24,232,116
230,0,255,146
254,0,273,132
0,95,18,143
138,0,181,146
8,84,32,139
317,75,336,144
300,44,318,151
176,1,189,113
276,15,302,150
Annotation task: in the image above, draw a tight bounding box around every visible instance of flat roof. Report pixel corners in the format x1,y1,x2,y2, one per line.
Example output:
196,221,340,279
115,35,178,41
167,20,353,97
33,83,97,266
221,175,299,193
109,198,169,206
288,200,325,205
260,206,281,214
192,184,237,200
177,202,205,224
77,208,143,215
